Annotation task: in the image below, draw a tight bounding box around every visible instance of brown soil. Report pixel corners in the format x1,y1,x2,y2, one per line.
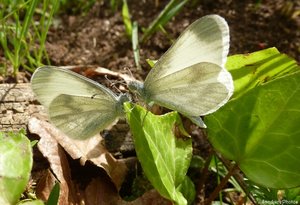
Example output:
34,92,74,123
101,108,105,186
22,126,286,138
46,0,300,73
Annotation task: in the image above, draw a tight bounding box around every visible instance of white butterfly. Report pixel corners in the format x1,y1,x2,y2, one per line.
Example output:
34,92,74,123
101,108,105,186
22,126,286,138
31,66,130,139
128,15,234,127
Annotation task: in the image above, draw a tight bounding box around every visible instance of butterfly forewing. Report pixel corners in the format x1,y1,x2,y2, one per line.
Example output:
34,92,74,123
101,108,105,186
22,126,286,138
145,15,230,85
31,66,118,107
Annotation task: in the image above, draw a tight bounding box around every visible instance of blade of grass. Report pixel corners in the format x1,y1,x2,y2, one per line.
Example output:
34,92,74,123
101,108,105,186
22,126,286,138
122,0,132,38
141,0,188,42
110,0,122,12
36,0,59,66
13,0,39,75
132,21,141,70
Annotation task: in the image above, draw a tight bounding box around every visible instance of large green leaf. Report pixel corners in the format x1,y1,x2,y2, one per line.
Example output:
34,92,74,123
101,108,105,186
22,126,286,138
0,131,33,205
226,47,299,99
125,103,193,205
205,71,300,188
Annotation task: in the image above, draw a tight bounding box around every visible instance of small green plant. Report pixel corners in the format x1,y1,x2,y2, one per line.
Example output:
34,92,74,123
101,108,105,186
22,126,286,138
0,130,33,204
125,103,194,204
0,0,58,76
0,129,60,205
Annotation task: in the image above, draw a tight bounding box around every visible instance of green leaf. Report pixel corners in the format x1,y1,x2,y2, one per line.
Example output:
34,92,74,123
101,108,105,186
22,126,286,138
206,71,300,188
285,187,300,201
0,130,33,205
125,103,192,205
46,182,60,205
19,200,44,205
177,176,196,205
226,47,299,99
146,59,157,67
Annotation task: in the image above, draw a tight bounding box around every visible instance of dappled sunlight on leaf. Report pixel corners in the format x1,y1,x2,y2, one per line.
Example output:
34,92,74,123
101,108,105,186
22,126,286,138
125,103,193,205
206,71,300,188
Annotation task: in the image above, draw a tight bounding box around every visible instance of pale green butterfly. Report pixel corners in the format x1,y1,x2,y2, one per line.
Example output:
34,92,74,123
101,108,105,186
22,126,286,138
128,15,234,127
31,66,130,139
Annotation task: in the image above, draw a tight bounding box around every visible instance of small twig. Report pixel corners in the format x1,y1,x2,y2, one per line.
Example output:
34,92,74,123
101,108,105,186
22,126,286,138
194,150,214,204
219,157,258,205
204,163,239,205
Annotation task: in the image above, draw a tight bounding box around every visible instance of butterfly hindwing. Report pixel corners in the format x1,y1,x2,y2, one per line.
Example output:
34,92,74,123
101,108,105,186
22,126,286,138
146,62,231,116
49,94,119,139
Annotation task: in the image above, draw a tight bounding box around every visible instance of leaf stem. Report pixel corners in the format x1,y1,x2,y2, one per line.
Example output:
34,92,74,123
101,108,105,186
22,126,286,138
204,162,239,205
195,149,213,204
220,157,258,205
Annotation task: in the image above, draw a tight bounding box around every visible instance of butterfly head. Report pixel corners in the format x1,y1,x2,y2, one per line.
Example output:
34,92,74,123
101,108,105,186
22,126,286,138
116,93,131,116
118,93,131,103
128,80,147,99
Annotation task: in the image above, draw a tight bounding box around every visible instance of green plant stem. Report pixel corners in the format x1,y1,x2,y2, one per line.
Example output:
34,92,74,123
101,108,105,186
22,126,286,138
204,163,239,205
132,21,141,70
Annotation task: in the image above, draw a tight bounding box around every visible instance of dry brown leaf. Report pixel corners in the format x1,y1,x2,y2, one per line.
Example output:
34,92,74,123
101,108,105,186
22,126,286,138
83,176,121,205
28,117,128,190
94,67,135,85
35,170,79,205
124,190,172,205
82,177,172,205
28,117,78,204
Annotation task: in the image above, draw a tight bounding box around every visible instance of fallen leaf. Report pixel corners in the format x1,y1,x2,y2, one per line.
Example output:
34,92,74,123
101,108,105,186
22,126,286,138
29,118,78,204
28,117,128,190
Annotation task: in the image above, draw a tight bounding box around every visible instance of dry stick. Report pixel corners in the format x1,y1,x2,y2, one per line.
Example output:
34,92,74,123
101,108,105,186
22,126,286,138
204,163,239,205
219,157,258,205
195,150,214,205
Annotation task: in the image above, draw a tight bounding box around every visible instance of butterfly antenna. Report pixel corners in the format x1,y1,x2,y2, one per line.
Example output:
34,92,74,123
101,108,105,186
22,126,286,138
105,74,128,95
124,66,135,81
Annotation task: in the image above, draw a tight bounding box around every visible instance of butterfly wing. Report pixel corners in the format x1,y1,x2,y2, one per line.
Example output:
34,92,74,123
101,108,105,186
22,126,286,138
145,62,232,116
31,66,125,139
141,15,233,116
48,94,122,139
144,14,230,84
31,66,118,107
